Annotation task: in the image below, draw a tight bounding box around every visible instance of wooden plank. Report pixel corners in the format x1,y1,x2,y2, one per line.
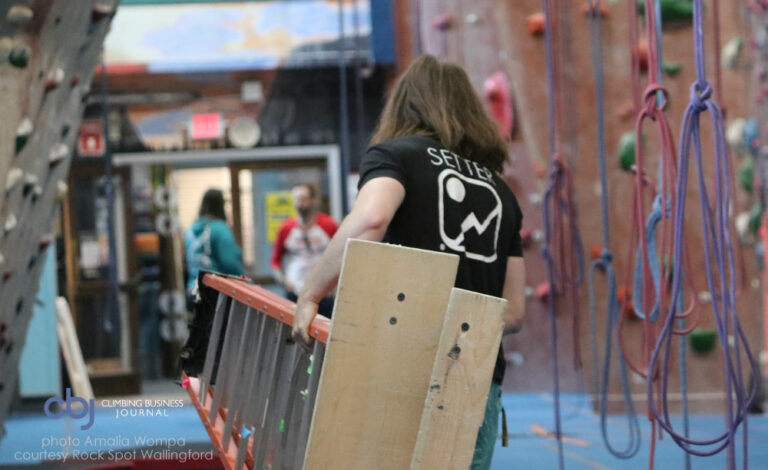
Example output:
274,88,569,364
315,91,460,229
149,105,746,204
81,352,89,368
303,240,459,470
410,288,506,470
55,297,94,401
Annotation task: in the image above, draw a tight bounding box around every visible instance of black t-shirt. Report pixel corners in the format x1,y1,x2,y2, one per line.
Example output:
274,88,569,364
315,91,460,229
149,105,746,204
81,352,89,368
358,134,524,384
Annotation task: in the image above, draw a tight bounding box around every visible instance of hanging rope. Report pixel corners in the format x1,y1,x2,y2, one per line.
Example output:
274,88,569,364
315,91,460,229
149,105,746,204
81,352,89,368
647,1,761,469
585,0,642,459
541,0,585,468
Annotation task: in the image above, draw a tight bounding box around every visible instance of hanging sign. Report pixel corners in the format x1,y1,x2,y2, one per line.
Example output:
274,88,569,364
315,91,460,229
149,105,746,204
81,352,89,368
78,119,105,157
265,191,296,243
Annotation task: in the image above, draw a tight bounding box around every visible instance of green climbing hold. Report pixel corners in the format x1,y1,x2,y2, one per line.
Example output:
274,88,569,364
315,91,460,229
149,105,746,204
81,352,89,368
637,0,694,22
662,62,683,76
618,131,636,172
9,45,30,69
739,156,755,193
280,420,285,433
749,203,764,235
307,354,313,375
689,328,717,354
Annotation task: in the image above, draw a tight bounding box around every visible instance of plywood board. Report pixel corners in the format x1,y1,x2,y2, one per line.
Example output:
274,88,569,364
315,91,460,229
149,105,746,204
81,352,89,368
303,239,459,470
56,297,94,401
410,288,506,470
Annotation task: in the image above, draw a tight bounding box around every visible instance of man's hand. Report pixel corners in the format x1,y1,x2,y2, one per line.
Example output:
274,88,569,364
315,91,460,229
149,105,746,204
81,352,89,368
292,297,318,354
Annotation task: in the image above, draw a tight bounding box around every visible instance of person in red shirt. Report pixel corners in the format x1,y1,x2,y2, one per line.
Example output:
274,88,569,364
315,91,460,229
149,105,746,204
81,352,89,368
270,184,338,316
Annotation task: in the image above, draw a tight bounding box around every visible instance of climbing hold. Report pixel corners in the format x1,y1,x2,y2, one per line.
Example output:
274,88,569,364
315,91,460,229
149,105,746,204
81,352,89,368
689,328,717,354
617,99,635,121
55,181,68,202
636,0,693,22
736,211,751,242
433,13,454,31
532,229,545,243
636,38,649,71
70,76,80,87
722,37,744,69
528,193,543,205
520,228,533,248
526,13,546,36
49,143,69,167
617,285,634,316
535,281,551,301
6,5,33,25
748,203,764,235
44,68,65,92
8,44,30,69
591,245,603,261
39,234,54,251
22,173,38,197
465,13,479,25
581,2,609,16
662,62,683,76
743,119,760,155
92,3,116,22
618,131,636,172
483,71,514,139
15,118,32,154
524,286,534,300
4,214,17,234
5,168,23,195
739,156,755,193
726,118,746,150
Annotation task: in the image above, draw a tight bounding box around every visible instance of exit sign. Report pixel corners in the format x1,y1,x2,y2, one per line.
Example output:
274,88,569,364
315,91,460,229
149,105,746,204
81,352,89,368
190,113,222,140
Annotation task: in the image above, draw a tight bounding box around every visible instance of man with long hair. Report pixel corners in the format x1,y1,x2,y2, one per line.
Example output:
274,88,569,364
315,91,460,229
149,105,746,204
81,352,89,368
292,55,526,469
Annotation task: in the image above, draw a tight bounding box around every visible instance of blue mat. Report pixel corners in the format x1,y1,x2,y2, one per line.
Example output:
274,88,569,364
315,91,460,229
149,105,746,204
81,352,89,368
492,394,768,470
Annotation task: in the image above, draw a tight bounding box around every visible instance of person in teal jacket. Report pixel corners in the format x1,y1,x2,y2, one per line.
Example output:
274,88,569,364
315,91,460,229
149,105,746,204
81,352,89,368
184,189,245,293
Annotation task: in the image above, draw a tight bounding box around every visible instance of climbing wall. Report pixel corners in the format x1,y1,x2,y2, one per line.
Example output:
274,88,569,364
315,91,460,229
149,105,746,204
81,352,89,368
0,0,117,431
415,0,764,413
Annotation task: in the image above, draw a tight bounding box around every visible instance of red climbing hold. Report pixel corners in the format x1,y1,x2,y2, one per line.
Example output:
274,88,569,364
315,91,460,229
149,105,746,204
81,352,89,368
591,245,603,260
535,281,552,301
527,13,546,36
520,228,533,248
483,71,514,139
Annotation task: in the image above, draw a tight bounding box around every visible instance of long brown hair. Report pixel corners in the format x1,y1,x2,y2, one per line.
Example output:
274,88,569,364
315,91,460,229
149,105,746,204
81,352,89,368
370,55,508,173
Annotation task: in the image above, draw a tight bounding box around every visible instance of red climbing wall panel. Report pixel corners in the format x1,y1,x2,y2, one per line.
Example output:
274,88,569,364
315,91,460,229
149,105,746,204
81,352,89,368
415,0,763,413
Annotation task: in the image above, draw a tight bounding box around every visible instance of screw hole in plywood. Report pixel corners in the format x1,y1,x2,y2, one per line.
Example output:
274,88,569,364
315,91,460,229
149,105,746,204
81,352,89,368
397,293,405,302
461,322,470,332
389,316,397,325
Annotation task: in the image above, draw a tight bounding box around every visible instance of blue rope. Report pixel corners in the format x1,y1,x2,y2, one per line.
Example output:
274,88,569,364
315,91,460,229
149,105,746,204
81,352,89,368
647,0,761,467
586,0,642,459
541,0,564,467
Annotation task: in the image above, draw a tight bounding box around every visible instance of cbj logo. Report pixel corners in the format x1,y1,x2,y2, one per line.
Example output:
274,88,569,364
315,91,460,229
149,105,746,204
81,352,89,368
44,388,95,430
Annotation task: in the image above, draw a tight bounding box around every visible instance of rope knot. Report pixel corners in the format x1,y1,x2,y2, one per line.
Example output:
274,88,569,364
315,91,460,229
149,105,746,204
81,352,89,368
690,81,713,112
600,249,613,263
642,84,669,117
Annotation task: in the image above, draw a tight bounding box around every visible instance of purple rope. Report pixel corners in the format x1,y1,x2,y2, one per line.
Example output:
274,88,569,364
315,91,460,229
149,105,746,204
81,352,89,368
541,0,564,468
647,0,760,467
